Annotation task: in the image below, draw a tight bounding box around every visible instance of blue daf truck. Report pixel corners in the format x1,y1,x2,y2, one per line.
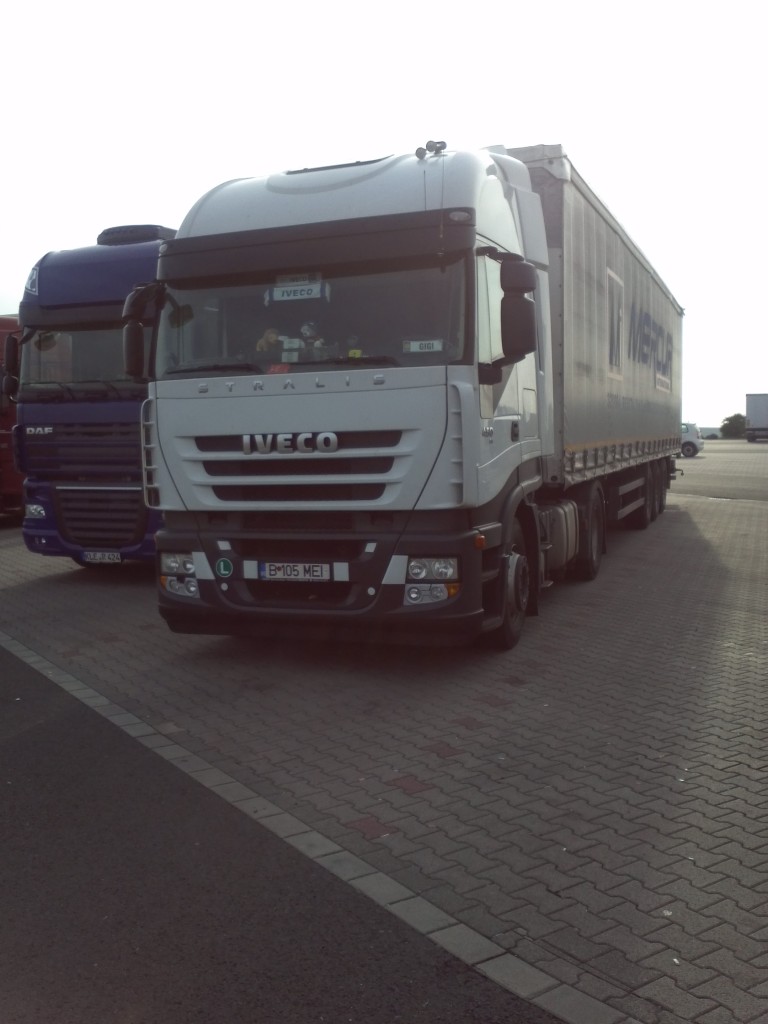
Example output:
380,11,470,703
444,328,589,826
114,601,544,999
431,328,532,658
3,225,174,565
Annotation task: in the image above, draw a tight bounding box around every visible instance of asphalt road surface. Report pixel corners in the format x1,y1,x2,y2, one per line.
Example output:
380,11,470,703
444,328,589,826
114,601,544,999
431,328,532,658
0,647,564,1024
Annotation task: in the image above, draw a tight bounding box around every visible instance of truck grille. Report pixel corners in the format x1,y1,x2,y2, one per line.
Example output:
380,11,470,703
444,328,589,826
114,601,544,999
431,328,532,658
24,422,142,480
195,429,401,504
54,486,148,547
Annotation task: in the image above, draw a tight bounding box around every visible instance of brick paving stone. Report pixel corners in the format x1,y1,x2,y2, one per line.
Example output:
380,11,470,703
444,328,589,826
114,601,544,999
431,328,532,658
691,978,768,1022
696,923,766,960
345,815,401,839
534,983,625,1024
477,953,558,999
502,906,570,941
597,925,667,962
455,905,517,942
507,883,576,917
541,925,612,963
492,838,551,868
634,977,718,1018
606,881,676,913
401,847,460,875
420,884,477,917
639,951,716,989
694,949,768,990
430,923,504,964
648,903,730,940
571,968,627,1006
574,861,646,893
699,1009,768,1024
630,924,713,979
709,841,768,869
656,878,728,912
699,898,768,936
706,876,768,910
552,903,617,939
588,949,663,990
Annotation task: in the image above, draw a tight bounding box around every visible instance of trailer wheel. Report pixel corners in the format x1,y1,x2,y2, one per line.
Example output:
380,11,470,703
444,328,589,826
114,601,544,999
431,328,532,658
574,483,605,581
628,465,653,530
489,520,530,650
649,464,660,522
656,462,667,516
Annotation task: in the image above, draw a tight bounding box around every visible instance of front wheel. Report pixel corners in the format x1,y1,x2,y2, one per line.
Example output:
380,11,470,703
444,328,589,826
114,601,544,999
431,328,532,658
488,520,530,650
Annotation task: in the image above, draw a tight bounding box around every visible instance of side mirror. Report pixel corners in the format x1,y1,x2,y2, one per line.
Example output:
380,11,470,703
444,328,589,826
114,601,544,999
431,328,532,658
501,294,537,364
500,258,538,294
3,333,19,378
123,322,145,378
123,282,161,378
2,371,18,398
499,258,538,364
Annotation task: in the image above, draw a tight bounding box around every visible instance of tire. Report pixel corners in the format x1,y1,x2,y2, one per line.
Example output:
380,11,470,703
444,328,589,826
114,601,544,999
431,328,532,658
681,441,697,458
649,463,660,522
628,464,653,530
656,461,667,515
488,519,530,650
574,483,605,581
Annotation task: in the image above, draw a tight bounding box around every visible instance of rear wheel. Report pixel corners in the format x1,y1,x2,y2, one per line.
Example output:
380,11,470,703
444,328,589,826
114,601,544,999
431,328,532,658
656,461,667,515
649,464,660,522
489,520,530,650
681,441,697,457
574,483,605,580
628,465,653,530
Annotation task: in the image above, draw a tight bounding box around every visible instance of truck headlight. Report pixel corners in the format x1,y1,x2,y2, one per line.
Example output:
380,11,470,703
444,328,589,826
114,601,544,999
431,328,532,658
407,557,458,581
25,504,46,519
404,557,459,605
160,552,200,600
160,552,195,575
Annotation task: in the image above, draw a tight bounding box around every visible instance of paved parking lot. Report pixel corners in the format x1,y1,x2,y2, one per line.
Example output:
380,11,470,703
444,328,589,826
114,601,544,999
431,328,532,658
1,441,767,1024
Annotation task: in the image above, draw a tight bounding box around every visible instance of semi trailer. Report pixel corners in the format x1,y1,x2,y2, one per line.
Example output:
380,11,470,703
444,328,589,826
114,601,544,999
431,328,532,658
745,394,768,442
124,141,683,646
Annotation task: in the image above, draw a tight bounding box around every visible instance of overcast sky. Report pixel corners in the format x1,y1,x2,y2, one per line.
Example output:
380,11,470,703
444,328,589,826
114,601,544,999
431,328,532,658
3,0,765,426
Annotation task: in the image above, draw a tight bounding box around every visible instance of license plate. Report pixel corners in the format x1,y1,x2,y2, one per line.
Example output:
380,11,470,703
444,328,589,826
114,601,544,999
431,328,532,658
259,561,331,581
83,551,122,564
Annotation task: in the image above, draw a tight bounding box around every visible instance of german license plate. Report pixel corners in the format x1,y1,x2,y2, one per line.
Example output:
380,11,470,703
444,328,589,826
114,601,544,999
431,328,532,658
83,551,122,564
259,561,331,581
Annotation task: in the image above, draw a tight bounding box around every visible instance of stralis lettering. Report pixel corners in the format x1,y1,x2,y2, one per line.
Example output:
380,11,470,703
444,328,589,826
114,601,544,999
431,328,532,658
242,431,339,455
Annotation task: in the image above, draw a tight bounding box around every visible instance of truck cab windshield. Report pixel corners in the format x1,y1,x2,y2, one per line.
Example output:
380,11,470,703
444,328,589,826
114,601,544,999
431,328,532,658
20,326,151,399
155,256,467,377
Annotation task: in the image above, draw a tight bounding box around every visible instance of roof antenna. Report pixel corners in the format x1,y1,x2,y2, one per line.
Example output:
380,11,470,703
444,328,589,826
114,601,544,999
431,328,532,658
415,140,447,159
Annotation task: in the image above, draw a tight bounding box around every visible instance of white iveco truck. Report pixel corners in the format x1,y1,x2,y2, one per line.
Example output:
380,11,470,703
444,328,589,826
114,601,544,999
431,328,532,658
124,141,683,648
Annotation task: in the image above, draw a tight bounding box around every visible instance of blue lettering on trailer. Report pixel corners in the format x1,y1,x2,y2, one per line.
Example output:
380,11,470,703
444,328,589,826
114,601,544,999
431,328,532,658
628,304,673,378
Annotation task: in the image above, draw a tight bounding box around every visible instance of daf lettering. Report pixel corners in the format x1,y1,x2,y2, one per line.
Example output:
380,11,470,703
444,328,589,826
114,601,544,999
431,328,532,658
242,431,339,454
26,426,54,435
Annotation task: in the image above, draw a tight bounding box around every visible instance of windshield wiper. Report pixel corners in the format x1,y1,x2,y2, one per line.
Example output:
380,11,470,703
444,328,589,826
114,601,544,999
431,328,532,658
76,380,131,397
165,361,264,375
21,381,78,400
300,356,400,367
